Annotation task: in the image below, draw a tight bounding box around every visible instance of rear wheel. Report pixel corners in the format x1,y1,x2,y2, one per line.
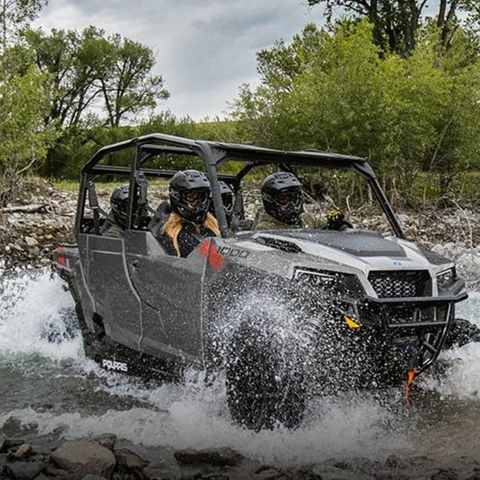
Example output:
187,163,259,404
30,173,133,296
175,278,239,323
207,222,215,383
226,321,307,431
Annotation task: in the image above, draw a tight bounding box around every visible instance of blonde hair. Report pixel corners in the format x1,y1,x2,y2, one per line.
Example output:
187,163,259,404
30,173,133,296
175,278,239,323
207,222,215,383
163,212,220,257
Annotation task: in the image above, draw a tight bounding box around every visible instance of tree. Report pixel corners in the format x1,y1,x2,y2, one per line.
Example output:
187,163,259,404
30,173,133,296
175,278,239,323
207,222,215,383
0,64,58,204
7,27,169,130
231,21,480,203
0,0,47,52
98,35,169,128
305,0,480,55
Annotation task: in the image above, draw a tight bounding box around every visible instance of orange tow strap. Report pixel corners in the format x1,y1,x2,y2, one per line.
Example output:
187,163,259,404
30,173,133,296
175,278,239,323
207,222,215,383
404,368,418,407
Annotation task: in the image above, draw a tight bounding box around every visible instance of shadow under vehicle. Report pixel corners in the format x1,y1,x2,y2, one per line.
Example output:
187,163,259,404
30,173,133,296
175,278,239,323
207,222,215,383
53,133,470,430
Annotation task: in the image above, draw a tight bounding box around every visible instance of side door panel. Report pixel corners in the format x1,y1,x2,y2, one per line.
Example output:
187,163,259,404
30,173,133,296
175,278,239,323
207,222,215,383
124,231,205,363
79,234,142,351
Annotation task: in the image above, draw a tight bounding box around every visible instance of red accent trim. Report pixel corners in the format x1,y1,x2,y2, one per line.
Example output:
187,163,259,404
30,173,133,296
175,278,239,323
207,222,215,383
56,246,66,266
200,239,225,272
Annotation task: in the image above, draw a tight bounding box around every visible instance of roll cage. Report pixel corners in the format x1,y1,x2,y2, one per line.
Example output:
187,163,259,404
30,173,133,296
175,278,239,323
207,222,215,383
76,133,405,239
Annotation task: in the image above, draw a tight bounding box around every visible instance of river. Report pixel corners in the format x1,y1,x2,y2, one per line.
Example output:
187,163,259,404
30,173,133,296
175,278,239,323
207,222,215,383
1,248,480,471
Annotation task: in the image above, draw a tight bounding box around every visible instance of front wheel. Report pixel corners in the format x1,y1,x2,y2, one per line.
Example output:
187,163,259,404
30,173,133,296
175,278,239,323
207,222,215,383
444,318,480,349
225,322,307,431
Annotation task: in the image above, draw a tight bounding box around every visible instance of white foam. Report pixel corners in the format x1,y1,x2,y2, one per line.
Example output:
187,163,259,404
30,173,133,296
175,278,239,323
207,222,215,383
0,269,82,361
0,387,410,465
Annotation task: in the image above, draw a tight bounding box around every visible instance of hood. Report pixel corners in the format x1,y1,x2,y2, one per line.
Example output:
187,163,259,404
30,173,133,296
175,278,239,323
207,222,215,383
248,229,452,272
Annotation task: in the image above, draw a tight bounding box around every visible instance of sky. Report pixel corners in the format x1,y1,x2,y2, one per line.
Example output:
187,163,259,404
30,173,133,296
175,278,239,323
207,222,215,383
34,0,321,121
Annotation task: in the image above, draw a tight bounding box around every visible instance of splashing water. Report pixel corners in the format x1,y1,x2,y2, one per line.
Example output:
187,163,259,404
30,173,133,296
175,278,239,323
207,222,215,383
0,268,82,361
0,245,480,466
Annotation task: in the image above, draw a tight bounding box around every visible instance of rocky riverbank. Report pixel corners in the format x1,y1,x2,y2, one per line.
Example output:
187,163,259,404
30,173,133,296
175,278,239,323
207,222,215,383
1,178,480,270
1,431,480,480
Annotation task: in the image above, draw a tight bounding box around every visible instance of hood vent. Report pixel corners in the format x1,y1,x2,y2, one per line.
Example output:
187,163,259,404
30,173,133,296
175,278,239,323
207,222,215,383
256,236,303,254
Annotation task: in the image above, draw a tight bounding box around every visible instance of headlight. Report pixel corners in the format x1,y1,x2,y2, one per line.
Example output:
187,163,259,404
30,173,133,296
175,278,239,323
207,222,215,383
437,267,456,290
293,268,364,298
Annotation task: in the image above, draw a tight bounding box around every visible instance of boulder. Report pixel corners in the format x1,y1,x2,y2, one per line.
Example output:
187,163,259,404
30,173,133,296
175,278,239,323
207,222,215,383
8,444,32,459
4,461,45,480
115,449,149,471
174,448,243,467
4,438,24,448
50,441,116,478
92,434,117,452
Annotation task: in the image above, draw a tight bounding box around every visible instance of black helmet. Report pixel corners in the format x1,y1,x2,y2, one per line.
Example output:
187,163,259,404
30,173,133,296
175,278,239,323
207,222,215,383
261,172,303,225
169,170,211,223
210,181,234,222
110,185,129,229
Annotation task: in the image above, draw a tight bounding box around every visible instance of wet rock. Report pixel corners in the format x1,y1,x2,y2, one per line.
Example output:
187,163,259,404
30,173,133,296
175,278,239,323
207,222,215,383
45,465,70,478
4,461,45,480
115,448,149,471
33,475,50,480
8,444,32,459
253,467,283,479
385,454,408,469
50,441,116,478
92,434,117,452
5,438,25,448
431,469,460,480
174,448,243,467
31,445,51,456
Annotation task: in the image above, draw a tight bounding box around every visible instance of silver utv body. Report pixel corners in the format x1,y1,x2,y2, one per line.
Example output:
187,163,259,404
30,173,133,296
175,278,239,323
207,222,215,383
53,133,467,383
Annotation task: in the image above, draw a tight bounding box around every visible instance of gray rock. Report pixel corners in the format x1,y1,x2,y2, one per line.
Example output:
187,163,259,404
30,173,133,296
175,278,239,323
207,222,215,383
431,469,460,480
4,461,45,480
4,438,24,448
50,441,116,478
385,454,408,469
0,436,5,453
33,474,50,480
81,476,108,480
31,445,52,456
115,448,149,471
92,434,117,452
174,448,243,468
8,444,33,459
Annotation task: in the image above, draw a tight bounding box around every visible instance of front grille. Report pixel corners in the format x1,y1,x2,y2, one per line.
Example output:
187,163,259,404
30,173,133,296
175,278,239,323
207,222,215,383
368,270,431,298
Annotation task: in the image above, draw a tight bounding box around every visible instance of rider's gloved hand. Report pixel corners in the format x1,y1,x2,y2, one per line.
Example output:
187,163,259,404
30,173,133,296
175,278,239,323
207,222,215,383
326,208,349,230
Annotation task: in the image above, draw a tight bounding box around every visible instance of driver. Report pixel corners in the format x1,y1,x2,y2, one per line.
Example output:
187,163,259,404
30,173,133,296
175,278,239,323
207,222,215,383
156,170,220,257
255,172,351,230
103,184,150,238
102,185,129,238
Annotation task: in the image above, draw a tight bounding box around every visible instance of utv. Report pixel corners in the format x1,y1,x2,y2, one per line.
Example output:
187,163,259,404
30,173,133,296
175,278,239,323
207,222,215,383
53,133,469,430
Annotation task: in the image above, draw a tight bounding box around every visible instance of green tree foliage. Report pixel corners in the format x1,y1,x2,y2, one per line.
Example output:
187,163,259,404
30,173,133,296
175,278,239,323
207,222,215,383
98,34,169,128
305,0,480,56
10,27,169,130
0,64,57,203
232,21,480,202
0,0,47,52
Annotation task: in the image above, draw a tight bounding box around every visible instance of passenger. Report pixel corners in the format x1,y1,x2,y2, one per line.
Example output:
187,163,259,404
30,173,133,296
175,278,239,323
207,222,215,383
102,185,129,238
210,181,235,230
255,172,350,231
156,170,220,257
103,184,150,238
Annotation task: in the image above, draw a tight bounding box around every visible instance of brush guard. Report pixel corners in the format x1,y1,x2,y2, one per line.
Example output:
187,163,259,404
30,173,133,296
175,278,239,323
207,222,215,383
365,292,468,374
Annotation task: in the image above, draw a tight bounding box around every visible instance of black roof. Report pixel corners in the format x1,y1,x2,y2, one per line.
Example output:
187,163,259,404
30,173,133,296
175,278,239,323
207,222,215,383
83,133,370,174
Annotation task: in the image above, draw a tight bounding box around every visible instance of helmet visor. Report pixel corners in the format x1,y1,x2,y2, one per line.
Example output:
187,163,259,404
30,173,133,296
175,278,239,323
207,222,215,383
278,190,302,206
186,189,209,205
